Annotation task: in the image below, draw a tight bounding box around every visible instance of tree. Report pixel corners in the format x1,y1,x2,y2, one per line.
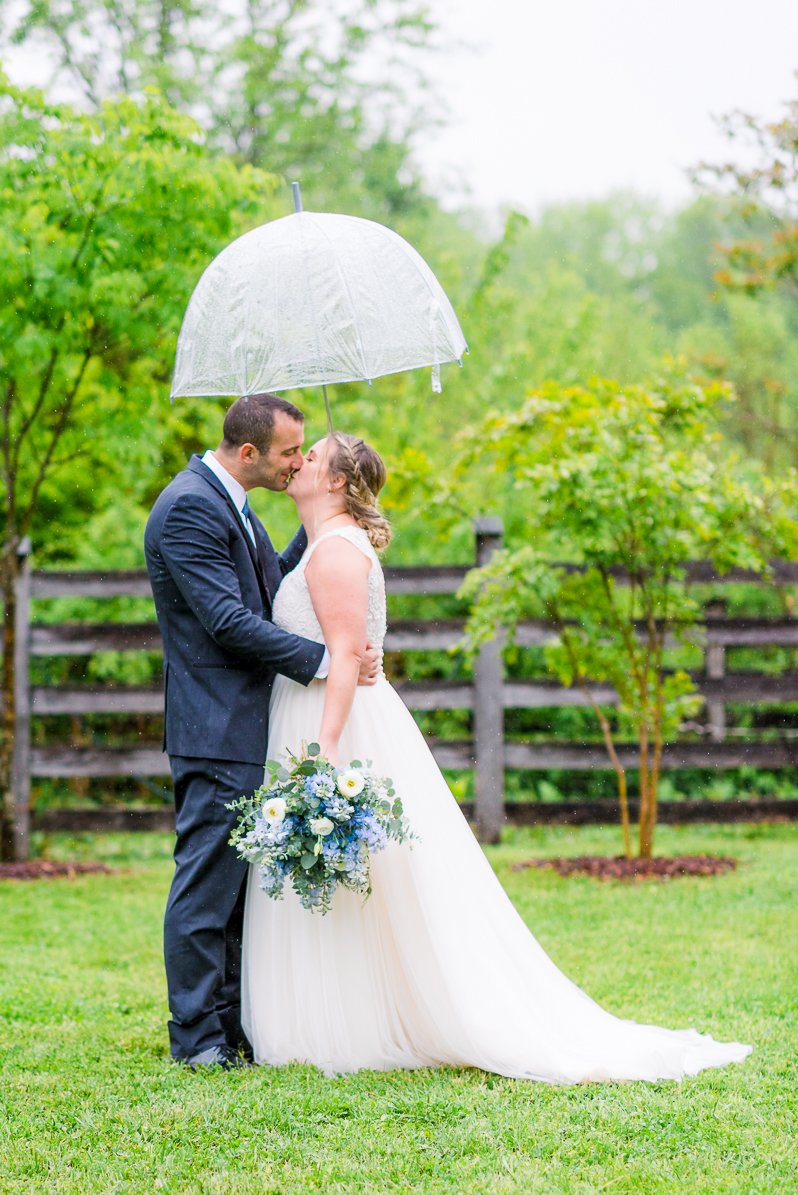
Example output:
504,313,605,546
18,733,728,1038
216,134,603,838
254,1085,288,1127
451,373,798,858
690,88,798,467
4,0,439,216
696,84,798,297
0,76,277,859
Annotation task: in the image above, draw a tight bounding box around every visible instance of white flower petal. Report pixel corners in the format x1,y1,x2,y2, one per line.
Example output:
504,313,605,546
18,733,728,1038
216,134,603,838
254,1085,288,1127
309,816,335,836
336,769,365,797
262,796,287,824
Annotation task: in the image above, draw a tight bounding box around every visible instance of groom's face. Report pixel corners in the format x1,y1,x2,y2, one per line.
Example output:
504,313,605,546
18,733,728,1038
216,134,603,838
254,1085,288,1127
253,414,305,491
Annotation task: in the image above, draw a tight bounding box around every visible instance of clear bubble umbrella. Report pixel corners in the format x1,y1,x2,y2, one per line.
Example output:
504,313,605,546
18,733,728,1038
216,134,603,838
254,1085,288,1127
171,185,467,428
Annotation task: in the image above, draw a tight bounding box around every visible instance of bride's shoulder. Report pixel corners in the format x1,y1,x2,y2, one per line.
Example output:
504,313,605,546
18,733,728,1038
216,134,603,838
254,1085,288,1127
335,525,375,552
306,526,375,572
312,525,374,552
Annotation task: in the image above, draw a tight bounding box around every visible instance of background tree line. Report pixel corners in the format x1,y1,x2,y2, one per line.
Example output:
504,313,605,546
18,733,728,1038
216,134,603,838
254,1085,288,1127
3,1,798,564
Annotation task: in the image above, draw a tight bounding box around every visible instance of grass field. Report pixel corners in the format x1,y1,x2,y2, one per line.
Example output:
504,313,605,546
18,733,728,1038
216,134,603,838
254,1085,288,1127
1,823,796,1194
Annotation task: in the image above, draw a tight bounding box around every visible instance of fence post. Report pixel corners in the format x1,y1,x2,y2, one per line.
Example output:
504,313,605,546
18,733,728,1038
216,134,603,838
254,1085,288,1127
705,598,727,742
472,518,504,843
11,538,32,860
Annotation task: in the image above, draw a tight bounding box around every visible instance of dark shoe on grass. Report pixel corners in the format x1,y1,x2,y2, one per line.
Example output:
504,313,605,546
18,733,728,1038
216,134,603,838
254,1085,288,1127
183,1045,253,1071
225,1035,254,1064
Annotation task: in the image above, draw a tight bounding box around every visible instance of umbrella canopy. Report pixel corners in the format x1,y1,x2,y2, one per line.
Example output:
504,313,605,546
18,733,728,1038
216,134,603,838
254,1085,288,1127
170,210,467,401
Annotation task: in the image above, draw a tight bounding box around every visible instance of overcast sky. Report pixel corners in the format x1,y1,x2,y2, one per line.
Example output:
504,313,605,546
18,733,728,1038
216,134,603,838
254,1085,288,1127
4,0,798,218
417,0,798,214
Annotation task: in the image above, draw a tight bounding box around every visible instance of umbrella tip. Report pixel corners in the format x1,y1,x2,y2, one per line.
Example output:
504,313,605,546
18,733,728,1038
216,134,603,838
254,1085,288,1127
291,181,303,213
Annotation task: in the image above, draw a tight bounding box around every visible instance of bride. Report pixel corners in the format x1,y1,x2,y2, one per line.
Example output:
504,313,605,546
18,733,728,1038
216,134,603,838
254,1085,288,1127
241,432,751,1083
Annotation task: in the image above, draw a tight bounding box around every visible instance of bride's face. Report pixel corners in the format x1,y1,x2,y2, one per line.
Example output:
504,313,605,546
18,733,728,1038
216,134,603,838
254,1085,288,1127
286,436,334,500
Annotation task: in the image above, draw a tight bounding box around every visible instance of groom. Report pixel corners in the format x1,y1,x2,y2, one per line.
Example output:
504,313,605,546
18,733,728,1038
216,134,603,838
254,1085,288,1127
145,393,376,1069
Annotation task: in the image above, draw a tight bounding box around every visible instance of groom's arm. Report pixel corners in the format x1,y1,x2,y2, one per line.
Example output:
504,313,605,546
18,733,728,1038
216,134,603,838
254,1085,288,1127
159,497,324,685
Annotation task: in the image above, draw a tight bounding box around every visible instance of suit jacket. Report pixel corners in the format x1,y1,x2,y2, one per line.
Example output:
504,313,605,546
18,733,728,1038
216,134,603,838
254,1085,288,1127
144,455,325,764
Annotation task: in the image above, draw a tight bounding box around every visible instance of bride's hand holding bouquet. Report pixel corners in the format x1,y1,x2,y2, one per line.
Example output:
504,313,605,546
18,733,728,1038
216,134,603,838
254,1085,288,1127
317,737,341,767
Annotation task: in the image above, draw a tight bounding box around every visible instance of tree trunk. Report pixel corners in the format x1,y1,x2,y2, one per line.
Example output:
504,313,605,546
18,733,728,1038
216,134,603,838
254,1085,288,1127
596,712,631,859
639,764,659,857
554,612,631,858
1,552,18,861
638,723,653,858
645,724,665,859
614,758,632,861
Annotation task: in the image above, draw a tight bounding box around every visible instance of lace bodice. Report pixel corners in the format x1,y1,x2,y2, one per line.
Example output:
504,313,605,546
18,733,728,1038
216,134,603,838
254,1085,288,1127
273,525,387,657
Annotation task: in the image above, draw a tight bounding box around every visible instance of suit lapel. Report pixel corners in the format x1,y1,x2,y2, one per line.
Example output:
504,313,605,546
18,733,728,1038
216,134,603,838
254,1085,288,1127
187,456,272,607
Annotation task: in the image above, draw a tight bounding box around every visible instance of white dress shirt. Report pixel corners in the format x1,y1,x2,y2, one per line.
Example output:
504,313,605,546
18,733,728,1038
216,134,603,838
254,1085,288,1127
201,449,254,543
200,450,329,678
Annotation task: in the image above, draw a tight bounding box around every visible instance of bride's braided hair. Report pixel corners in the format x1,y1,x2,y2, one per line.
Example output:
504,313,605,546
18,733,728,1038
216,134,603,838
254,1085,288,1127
328,433,392,551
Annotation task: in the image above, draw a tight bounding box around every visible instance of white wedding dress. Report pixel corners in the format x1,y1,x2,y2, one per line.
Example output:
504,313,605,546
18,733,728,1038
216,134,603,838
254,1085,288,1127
241,526,751,1082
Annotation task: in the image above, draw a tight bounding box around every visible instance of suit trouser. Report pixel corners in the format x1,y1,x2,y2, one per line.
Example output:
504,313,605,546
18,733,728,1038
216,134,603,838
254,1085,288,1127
164,755,265,1059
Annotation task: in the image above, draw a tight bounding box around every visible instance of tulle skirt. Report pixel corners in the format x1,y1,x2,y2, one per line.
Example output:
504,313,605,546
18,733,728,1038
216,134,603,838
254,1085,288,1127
241,676,752,1082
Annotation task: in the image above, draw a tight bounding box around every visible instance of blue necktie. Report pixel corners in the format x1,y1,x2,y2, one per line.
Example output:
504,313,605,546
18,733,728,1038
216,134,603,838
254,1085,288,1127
241,498,255,543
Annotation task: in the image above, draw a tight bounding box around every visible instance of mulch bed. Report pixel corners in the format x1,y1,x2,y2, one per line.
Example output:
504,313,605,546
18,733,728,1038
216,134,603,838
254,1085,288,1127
1,856,739,882
511,855,738,881
0,860,115,881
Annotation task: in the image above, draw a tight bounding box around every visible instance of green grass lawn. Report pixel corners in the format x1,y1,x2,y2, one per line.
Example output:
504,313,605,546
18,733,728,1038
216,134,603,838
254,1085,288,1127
1,823,796,1194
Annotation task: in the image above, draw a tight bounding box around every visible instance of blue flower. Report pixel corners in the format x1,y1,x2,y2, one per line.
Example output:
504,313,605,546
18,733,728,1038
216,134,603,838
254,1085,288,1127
259,856,290,894
323,792,355,822
302,884,326,910
352,807,388,851
341,838,369,886
255,813,296,848
321,834,345,869
304,773,335,799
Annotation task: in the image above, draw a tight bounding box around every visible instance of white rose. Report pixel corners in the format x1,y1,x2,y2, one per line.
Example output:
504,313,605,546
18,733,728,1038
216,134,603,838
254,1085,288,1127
336,769,365,798
309,816,335,837
261,796,287,824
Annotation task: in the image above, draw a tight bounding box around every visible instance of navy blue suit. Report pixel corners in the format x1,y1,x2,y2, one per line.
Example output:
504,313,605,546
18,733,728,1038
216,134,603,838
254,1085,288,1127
144,455,324,1059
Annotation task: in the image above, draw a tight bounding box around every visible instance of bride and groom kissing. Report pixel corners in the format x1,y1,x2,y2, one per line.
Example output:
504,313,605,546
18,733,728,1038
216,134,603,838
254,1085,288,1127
144,392,750,1081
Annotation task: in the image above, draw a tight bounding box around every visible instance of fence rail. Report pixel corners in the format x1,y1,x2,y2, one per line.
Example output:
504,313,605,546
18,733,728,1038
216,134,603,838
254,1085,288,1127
23,617,798,659
8,520,798,856
31,797,798,836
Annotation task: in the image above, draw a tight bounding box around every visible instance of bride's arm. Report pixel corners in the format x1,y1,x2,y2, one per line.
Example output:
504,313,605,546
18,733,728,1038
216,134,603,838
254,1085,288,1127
305,538,371,764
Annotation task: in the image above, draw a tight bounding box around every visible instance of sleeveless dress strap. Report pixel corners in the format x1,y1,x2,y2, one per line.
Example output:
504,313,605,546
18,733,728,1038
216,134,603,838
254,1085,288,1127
304,526,375,567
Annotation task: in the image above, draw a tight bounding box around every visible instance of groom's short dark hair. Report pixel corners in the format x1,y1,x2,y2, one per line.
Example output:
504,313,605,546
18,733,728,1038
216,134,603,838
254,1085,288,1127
222,393,304,453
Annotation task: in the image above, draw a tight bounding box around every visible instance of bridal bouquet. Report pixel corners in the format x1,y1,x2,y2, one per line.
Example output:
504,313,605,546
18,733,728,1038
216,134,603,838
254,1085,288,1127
227,743,414,914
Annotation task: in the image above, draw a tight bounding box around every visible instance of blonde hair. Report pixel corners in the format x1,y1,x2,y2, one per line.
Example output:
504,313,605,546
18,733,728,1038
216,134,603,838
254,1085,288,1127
327,433,392,551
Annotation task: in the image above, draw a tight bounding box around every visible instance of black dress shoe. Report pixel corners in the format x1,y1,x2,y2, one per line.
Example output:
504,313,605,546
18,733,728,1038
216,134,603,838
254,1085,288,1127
184,1045,253,1071
229,1039,255,1063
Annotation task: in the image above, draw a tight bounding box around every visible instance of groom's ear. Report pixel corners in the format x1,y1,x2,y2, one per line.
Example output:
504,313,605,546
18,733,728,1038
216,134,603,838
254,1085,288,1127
239,442,258,464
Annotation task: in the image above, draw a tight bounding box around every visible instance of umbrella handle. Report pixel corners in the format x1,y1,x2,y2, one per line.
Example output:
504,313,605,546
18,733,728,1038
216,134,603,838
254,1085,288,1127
294,182,332,433
292,182,332,432
323,384,333,434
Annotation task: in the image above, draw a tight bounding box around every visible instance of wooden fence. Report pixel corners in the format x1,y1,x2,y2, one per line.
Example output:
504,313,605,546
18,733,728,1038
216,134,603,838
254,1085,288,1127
9,521,798,856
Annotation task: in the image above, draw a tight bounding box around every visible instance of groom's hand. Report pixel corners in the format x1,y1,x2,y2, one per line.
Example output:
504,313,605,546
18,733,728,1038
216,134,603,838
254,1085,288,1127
357,642,380,686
